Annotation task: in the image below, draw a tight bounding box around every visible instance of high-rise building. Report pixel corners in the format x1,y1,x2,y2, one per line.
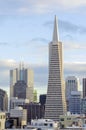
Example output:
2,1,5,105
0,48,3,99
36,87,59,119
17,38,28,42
81,98,86,115
40,94,46,106
83,78,86,98
0,88,8,111
22,102,42,123
10,63,34,102
65,76,80,100
39,94,46,118
45,16,66,121
65,76,80,111
69,91,81,114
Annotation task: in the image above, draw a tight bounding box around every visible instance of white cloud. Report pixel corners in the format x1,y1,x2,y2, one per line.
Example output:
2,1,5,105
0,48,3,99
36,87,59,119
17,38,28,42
64,42,86,50
0,0,86,15
24,0,86,13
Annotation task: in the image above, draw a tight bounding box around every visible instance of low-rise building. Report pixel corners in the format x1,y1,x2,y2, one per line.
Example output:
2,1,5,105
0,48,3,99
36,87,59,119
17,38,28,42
0,112,6,129
59,113,83,128
10,107,27,127
10,97,29,109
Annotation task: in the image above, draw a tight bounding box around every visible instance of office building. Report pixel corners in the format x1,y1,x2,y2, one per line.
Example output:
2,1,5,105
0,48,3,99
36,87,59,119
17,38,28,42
39,94,46,118
69,91,81,114
81,98,86,115
22,102,42,123
10,107,27,127
65,76,80,100
65,76,80,111
39,94,46,106
0,88,8,111
45,16,66,121
83,78,86,98
10,97,29,109
10,63,34,102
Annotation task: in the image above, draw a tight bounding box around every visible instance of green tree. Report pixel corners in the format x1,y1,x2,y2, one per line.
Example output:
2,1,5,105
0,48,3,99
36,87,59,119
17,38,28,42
33,89,37,102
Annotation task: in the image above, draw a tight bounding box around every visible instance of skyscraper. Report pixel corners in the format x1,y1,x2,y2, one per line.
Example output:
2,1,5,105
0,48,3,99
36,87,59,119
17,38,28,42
10,63,34,102
65,76,80,100
65,76,80,111
45,16,66,121
83,78,86,98
69,91,81,114
0,88,8,111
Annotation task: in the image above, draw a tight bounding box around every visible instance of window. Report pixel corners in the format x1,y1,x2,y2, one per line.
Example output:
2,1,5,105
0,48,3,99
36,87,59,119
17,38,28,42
50,123,53,127
67,118,71,120
60,118,64,121
44,123,48,126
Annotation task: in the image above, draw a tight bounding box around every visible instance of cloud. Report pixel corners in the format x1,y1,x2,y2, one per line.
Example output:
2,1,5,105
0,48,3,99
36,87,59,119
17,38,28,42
0,0,86,15
0,60,16,90
64,42,86,50
64,62,86,78
44,19,86,34
31,38,48,43
0,59,17,68
0,42,9,46
23,0,86,13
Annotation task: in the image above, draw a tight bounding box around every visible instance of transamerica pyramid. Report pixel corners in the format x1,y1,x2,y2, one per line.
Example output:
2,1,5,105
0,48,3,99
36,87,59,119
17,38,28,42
45,16,66,121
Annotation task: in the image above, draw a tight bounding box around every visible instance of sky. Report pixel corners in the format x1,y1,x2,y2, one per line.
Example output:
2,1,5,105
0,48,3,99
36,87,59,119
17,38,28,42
0,0,86,97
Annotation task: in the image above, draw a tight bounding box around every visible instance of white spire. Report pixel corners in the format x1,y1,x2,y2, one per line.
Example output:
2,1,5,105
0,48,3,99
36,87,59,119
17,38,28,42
53,15,59,42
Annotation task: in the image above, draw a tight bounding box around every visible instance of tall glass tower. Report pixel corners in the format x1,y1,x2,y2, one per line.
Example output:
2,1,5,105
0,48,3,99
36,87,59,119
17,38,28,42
45,16,66,121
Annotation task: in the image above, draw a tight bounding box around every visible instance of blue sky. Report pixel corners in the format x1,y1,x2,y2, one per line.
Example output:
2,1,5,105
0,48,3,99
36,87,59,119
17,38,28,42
0,0,86,97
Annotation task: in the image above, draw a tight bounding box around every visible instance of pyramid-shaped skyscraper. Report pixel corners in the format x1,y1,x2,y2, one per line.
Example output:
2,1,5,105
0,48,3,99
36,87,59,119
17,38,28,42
45,16,66,121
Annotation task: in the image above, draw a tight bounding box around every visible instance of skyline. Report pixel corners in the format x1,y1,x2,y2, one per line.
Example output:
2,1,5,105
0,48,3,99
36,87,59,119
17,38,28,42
0,0,86,96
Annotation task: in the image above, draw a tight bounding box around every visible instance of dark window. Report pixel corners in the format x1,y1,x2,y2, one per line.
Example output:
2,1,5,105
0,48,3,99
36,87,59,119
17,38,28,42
60,118,64,121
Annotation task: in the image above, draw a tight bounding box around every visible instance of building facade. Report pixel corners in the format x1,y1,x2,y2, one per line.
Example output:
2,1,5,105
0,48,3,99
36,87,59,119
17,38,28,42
80,98,86,115
83,78,86,98
65,76,80,100
10,106,27,127
10,97,29,109
22,102,42,123
59,113,82,128
39,94,46,118
10,64,34,102
65,76,80,111
45,16,66,121
0,112,6,129
0,88,8,111
69,91,81,114
39,94,46,106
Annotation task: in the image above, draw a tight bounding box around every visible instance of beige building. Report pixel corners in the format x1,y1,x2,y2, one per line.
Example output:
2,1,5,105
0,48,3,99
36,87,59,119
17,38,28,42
0,112,6,129
59,113,83,128
45,16,66,121
10,107,27,127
